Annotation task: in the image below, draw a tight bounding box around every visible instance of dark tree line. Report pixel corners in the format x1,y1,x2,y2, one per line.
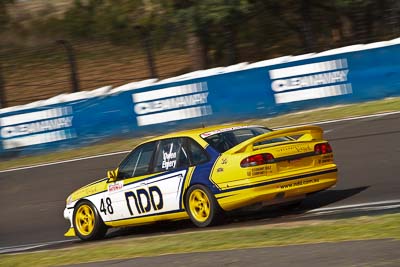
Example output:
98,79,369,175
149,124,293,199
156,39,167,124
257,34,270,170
1,0,400,70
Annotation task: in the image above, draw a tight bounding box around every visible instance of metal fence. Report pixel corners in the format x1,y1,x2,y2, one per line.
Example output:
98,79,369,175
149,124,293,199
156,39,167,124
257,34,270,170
0,41,192,107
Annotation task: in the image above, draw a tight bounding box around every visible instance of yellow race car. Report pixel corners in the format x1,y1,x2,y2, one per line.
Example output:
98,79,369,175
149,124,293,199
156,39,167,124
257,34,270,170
64,124,337,240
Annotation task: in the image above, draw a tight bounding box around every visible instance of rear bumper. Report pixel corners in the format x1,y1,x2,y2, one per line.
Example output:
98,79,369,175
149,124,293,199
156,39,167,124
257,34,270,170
215,167,337,211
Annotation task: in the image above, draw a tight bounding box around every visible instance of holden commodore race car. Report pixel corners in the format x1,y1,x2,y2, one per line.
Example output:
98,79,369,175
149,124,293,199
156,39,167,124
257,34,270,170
64,124,337,241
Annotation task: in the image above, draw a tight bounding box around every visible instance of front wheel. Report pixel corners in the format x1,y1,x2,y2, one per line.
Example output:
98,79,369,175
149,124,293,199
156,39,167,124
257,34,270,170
73,200,107,241
185,185,223,227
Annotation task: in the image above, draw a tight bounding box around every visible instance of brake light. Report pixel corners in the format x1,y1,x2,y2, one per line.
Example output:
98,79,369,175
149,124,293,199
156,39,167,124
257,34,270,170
314,143,332,155
240,153,275,167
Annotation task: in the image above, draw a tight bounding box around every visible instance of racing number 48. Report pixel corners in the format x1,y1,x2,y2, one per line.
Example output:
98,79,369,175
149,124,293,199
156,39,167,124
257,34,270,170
100,197,114,215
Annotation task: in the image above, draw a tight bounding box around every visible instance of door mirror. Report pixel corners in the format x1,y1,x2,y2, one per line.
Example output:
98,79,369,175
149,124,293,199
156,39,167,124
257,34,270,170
107,169,118,182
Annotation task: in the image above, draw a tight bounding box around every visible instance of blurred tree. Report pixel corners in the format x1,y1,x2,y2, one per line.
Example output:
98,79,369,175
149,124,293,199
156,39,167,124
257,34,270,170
0,0,14,32
2,0,399,79
0,63,5,108
169,0,212,69
209,0,251,65
333,0,376,43
63,0,164,78
258,0,320,53
130,0,163,78
63,0,104,39
0,0,14,108
384,0,400,36
250,0,399,52
170,0,250,69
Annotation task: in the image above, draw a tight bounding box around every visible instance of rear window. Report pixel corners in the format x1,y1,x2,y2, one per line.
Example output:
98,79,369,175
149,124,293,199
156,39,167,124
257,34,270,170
202,127,288,153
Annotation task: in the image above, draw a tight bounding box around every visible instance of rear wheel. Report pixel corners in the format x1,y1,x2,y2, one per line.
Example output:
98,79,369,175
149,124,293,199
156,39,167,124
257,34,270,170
73,200,107,241
185,185,223,227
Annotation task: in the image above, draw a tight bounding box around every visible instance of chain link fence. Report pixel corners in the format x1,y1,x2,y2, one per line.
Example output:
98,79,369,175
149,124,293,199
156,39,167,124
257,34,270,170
0,41,192,107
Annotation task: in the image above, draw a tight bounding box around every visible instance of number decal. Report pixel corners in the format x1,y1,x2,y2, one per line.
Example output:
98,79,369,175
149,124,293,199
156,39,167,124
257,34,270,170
125,186,163,216
100,199,106,214
100,197,114,215
106,197,114,214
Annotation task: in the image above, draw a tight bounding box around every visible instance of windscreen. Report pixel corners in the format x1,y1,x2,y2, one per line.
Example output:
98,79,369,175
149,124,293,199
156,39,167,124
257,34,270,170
202,127,289,153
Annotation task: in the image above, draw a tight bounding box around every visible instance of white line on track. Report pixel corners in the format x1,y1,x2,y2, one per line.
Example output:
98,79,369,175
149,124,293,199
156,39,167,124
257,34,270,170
0,239,76,254
1,199,399,254
1,110,399,174
305,199,400,213
307,204,400,216
0,150,130,173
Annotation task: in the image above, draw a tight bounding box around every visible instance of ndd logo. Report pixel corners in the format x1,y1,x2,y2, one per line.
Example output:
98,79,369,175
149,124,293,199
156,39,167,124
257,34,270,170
125,186,163,216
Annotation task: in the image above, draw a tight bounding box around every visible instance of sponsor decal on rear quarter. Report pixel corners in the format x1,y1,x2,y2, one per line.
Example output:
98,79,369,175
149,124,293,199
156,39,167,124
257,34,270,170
108,181,124,193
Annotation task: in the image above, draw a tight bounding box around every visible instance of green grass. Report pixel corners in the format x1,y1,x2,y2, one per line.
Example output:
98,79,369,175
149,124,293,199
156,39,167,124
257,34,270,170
1,213,399,267
1,97,399,171
249,96,400,126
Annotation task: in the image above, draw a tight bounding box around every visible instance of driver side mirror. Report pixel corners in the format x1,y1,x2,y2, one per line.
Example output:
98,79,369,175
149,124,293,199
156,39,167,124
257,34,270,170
107,168,118,182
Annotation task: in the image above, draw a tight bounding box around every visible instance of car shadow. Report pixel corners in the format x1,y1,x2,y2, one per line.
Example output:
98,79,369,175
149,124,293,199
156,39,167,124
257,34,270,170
300,186,370,210
228,186,370,223
93,186,369,242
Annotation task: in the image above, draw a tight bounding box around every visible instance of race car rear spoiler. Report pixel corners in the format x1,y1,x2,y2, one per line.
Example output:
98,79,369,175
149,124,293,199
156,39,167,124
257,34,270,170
227,126,324,154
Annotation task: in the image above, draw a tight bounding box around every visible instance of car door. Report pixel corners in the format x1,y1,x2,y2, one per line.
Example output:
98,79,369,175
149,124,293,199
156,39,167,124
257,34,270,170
143,138,190,215
101,138,191,223
99,141,158,222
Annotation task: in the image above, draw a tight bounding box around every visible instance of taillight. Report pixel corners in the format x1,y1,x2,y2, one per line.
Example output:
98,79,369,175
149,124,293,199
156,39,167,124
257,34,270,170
240,153,275,167
314,143,332,155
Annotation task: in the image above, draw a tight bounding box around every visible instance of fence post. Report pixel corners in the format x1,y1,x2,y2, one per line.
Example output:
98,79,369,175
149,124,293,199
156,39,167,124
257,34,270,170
135,25,158,78
0,63,6,108
56,40,80,93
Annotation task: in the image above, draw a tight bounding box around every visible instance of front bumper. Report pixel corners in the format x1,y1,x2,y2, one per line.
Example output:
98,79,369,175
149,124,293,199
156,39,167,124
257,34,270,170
64,207,73,221
64,227,76,237
64,207,76,237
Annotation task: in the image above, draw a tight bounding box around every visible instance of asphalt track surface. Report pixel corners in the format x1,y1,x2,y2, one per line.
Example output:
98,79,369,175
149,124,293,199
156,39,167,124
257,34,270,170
1,113,400,249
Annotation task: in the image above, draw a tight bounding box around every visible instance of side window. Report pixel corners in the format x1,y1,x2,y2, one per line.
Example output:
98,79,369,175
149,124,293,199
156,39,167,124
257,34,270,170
118,142,156,179
205,133,234,153
186,138,209,165
154,138,190,172
232,129,256,143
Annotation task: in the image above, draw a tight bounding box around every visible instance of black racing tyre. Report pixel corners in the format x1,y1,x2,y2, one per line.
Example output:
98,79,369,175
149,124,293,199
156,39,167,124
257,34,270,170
73,200,107,241
185,184,223,227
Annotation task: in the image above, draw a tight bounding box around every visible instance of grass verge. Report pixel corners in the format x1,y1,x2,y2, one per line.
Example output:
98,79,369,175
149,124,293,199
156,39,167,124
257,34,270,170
1,97,399,171
1,213,399,267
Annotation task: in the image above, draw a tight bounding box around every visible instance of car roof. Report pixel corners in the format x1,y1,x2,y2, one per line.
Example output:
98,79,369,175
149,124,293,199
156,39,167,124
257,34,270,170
146,123,251,142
